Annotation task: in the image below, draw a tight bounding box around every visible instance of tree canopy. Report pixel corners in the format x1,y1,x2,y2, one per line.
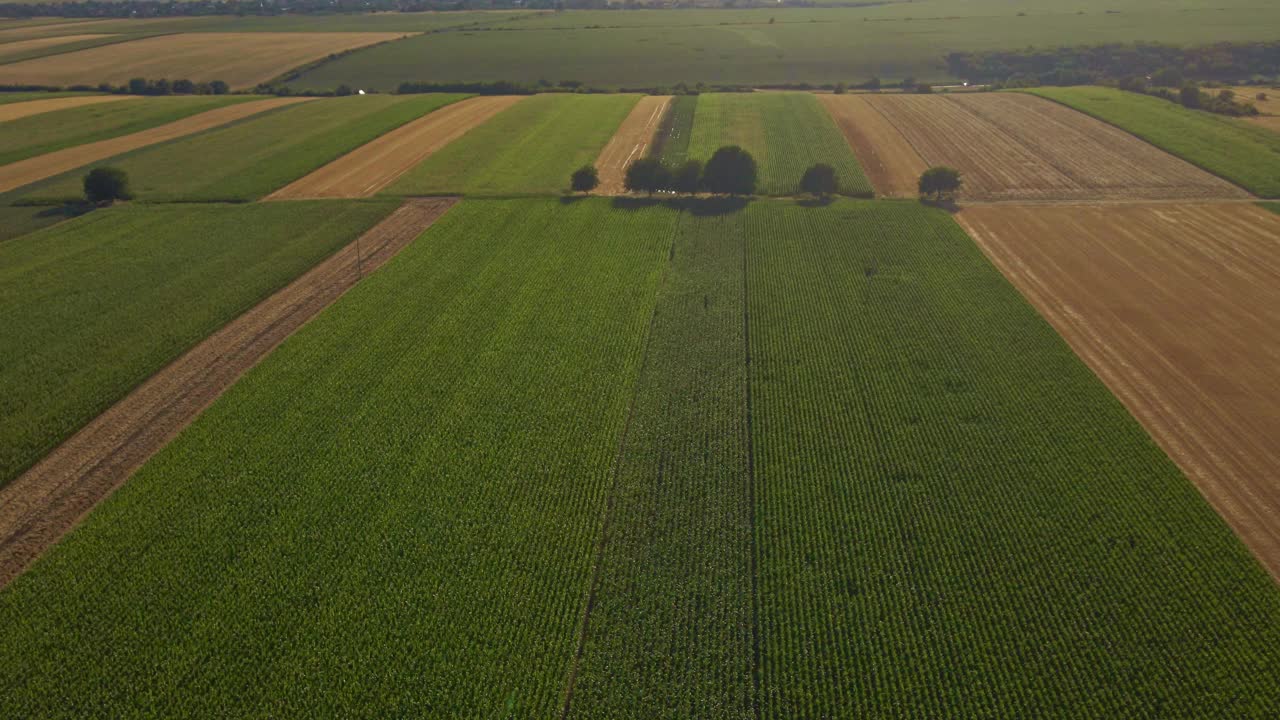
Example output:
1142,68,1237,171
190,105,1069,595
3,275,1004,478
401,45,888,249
570,165,599,194
918,166,962,203
83,167,132,205
702,146,757,196
800,164,838,198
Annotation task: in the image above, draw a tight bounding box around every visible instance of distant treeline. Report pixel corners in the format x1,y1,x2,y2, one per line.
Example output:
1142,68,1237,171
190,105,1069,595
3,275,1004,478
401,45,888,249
0,77,230,94
948,41,1280,87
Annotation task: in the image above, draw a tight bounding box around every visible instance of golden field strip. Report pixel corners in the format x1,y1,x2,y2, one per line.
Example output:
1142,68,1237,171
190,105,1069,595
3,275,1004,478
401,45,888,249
818,93,926,199
0,94,128,122
861,93,1249,202
267,96,524,199
0,34,114,62
0,97,311,194
958,203,1280,580
0,32,414,91
592,95,671,195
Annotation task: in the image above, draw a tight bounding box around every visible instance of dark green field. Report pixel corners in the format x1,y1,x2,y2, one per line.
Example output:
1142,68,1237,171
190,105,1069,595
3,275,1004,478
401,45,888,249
1,198,1276,717
0,200,396,488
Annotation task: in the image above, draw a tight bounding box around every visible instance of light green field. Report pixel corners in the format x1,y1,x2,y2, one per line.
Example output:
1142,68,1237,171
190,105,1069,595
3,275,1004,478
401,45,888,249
686,93,871,196
0,200,397,488
0,95,252,168
22,94,468,203
1026,86,1280,198
293,2,1280,90
386,93,639,196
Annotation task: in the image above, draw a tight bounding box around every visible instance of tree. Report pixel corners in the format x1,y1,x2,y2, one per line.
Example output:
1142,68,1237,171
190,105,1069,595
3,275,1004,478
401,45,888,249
833,82,847,95
83,166,133,205
624,157,669,195
1180,83,1202,109
172,78,195,95
570,165,599,194
800,163,838,198
702,146,757,196
209,80,230,95
918,166,962,202
127,77,147,95
672,159,703,195
336,84,354,97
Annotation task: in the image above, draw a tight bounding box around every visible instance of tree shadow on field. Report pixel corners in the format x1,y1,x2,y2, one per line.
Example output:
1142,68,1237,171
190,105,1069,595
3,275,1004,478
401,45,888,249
796,195,837,208
919,197,961,214
609,195,751,216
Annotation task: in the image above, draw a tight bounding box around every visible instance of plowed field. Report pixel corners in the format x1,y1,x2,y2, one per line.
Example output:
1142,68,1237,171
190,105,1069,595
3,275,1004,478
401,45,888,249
0,97,310,194
268,95,521,199
593,94,671,195
0,94,127,122
865,93,1249,202
958,202,1280,580
817,93,924,198
0,32,413,90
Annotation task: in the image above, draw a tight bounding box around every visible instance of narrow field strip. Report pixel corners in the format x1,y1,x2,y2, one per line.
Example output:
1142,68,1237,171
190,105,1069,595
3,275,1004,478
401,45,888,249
0,32,416,91
817,93,925,198
0,97,310,194
0,94,127,123
267,95,522,200
958,202,1280,581
0,34,114,62
592,95,671,195
0,198,454,589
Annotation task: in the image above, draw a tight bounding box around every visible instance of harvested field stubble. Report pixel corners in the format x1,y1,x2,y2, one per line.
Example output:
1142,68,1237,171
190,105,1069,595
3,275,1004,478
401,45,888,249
0,94,127,123
0,97,309,194
268,95,520,199
958,202,1280,581
817,93,924,198
593,95,671,195
865,93,1249,202
0,34,114,62
0,32,415,90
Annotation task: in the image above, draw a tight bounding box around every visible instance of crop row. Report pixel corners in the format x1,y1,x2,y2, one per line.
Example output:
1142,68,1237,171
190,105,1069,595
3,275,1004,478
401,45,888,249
649,94,697,166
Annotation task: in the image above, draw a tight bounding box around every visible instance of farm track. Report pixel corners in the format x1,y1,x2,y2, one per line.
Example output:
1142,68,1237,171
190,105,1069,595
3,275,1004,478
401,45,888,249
593,95,671,195
817,93,924,198
267,95,524,199
0,93,128,122
0,96,312,194
0,197,457,589
864,93,1249,202
958,202,1280,581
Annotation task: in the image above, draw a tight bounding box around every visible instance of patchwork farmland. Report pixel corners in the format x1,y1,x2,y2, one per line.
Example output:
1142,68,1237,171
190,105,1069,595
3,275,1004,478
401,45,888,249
2,0,1280,715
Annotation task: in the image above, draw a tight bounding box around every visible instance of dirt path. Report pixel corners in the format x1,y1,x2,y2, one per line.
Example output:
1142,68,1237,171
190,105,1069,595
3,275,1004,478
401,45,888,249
817,93,925,198
0,198,457,589
0,93,129,122
0,97,312,194
957,202,1280,581
267,95,523,199
594,95,671,195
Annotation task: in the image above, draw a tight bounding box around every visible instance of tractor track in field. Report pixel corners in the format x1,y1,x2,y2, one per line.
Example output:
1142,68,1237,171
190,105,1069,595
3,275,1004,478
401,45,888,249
0,197,457,589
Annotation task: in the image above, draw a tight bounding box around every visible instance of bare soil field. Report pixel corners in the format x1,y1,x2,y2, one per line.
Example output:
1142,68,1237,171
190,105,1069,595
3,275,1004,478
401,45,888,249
0,34,113,62
817,93,925,198
865,93,1249,202
268,95,523,199
0,97,310,194
593,94,671,195
958,203,1280,580
0,197,457,589
0,93,127,122
0,32,413,91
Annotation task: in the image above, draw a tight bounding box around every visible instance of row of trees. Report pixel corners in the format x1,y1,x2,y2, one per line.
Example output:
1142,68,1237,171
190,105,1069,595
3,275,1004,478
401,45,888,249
1116,77,1262,117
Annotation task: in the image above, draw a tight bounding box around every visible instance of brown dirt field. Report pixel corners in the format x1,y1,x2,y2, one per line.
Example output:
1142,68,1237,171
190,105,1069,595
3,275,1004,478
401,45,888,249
0,34,114,61
0,198,457,590
593,95,671,195
0,32,414,91
864,93,1249,202
817,93,925,198
957,202,1280,581
0,93,129,122
268,95,524,200
0,97,311,194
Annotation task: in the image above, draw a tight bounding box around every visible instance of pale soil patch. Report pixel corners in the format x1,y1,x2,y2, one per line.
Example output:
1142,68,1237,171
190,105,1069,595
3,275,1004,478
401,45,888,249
0,93,128,122
1229,86,1280,133
0,34,114,61
0,32,414,91
958,202,1280,581
0,97,311,194
594,95,671,195
865,93,1249,202
0,198,457,589
817,93,924,198
268,95,524,199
